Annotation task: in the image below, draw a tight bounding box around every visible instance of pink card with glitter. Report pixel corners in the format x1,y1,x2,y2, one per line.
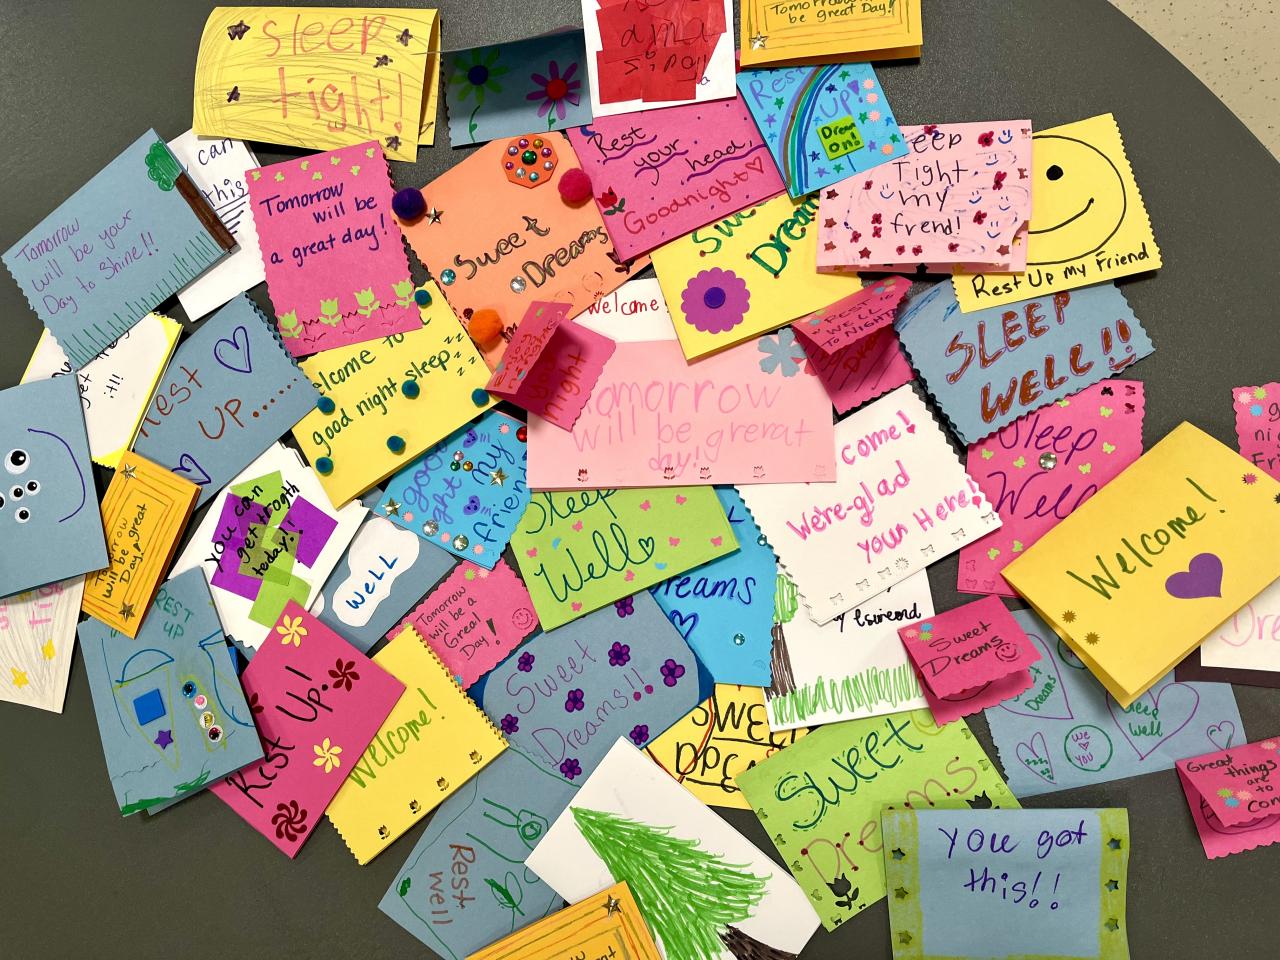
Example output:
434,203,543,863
1233,383,1280,482
791,276,911,355
211,602,403,856
817,122,1032,273
1177,738,1280,858
796,325,914,415
958,380,1146,596
248,141,420,356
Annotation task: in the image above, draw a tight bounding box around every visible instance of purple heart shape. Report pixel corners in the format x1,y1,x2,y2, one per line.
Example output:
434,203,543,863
214,324,253,375
1165,552,1223,600
1106,681,1200,760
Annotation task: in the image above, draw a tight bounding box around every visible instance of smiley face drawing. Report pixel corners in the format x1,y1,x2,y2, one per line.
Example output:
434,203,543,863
1026,132,1128,266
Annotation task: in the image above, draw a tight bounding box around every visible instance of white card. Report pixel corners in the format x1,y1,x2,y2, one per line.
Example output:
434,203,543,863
741,385,1001,624
1199,578,1280,671
527,738,819,960
0,576,84,713
573,277,677,342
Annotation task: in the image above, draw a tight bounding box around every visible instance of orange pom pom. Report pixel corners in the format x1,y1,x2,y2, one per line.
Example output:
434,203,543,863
468,309,504,347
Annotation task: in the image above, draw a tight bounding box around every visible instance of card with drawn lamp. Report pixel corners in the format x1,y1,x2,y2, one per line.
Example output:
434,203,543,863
739,0,922,68
1177,739,1280,859
0,577,84,714
1234,382,1280,482
1002,422,1280,708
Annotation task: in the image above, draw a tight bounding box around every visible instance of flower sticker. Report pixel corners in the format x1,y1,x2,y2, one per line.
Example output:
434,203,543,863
354,287,381,318
629,724,650,746
328,658,360,692
560,757,582,780
659,659,686,687
278,310,302,338
526,60,582,127
277,614,308,648
1263,740,1278,751
565,689,586,712
681,267,751,334
500,713,519,735
270,800,308,842
318,299,341,326
391,279,416,308
449,47,510,137
312,737,343,774
517,652,535,672
597,187,625,216
757,328,807,377
608,641,631,667
615,596,635,618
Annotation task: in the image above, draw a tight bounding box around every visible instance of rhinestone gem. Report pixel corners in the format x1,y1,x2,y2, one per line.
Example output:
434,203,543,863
453,534,469,551
422,520,439,536
1039,453,1058,470
510,277,527,293
440,268,456,285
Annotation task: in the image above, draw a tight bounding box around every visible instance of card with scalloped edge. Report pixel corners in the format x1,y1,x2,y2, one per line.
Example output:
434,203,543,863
1177,738,1280,858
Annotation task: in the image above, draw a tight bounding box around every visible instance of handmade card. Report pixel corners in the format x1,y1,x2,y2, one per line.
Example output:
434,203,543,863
82,453,199,637
645,684,807,809
583,0,735,117
211,603,402,854
327,625,506,863
511,487,736,630
0,377,107,597
80,569,262,816
527,336,835,488
575,277,676,341
742,385,1000,624
984,608,1244,797
881,808,1131,960
168,132,266,320
651,192,863,360
171,444,366,653
740,0,922,67
469,882,661,960
736,709,1018,930
3,130,231,369
567,95,785,260
767,571,932,730
791,276,910,355
526,739,821,960
380,745,579,959
1177,739,1280,858
1234,382,1280,482
444,31,592,146
132,294,319,508
648,488,776,686
0,577,85,713
737,63,905,198
399,560,538,689
476,593,700,782
895,282,1153,445
22,312,181,470
1002,422,1280,707
818,122,1033,272
959,381,1146,597
953,114,1161,312
898,596,1039,725
193,7,441,160
800,324,915,415
381,410,529,569
1184,580,1280,686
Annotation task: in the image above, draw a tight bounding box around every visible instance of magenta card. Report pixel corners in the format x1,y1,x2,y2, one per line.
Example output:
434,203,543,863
791,276,910,355
567,95,785,261
959,380,1146,596
921,667,1035,726
1233,383,1280,482
796,324,914,415
248,140,420,356
211,602,403,856
398,559,539,688
1177,738,1280,858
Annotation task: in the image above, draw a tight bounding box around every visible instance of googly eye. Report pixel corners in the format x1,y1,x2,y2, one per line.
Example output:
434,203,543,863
181,681,197,698
15,508,31,524
5,449,29,475
25,480,39,495
11,486,23,500
0,493,5,510
207,725,223,743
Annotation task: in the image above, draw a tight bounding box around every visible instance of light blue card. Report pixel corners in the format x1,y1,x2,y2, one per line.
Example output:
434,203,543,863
985,608,1243,797
895,280,1154,444
132,294,319,507
79,569,263,816
379,745,575,959
737,63,906,198
381,410,530,570
0,376,107,597
649,487,775,686
3,129,228,368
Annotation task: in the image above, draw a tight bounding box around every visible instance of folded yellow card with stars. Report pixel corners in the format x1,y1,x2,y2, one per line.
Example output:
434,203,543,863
1003,422,1280,707
326,624,506,864
953,113,1161,312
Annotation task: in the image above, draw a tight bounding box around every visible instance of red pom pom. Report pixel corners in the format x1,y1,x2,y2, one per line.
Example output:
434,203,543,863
558,168,593,206
468,309,504,348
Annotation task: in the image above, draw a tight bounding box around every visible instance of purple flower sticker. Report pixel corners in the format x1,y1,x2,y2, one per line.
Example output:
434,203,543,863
500,714,519,735
629,724,649,745
526,60,582,122
560,757,582,780
680,267,751,334
565,688,586,712
517,652,535,672
608,641,631,667
659,659,686,687
615,596,635,617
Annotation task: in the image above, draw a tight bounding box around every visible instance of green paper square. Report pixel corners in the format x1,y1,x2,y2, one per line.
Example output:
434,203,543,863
817,116,864,161
249,574,309,628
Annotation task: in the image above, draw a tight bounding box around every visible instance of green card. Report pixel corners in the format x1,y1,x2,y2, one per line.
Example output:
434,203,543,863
736,709,1018,930
511,488,736,630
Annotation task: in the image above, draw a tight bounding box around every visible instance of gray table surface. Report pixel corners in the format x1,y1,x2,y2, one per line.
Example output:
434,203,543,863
2,1,1279,957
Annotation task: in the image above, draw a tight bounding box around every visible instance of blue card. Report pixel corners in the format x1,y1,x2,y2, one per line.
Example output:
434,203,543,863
379,745,575,959
737,63,906,198
649,487,776,686
895,280,1155,444
79,569,263,815
3,130,229,368
381,410,530,570
132,294,319,507
0,376,107,597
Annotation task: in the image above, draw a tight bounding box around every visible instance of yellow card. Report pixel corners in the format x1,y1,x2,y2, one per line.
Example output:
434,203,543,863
193,7,441,161
740,0,922,67
327,625,507,864
1003,422,1280,707
954,113,1160,311
651,192,862,360
292,281,495,507
467,881,661,960
645,684,807,809
82,452,199,637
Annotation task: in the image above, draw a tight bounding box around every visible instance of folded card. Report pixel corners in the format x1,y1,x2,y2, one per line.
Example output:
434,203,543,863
470,881,659,960
1234,382,1280,482
792,276,910,355
1177,739,1280,858
739,0,922,67
800,324,915,415
0,577,84,713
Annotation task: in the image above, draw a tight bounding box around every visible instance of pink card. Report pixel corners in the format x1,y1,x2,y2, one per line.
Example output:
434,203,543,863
248,141,420,356
487,302,616,431
1233,383,1280,482
958,380,1146,596
566,95,785,261
1177,738,1280,858
817,122,1033,273
397,559,539,688
211,602,403,856
527,335,836,488
791,276,911,355
796,325,914,415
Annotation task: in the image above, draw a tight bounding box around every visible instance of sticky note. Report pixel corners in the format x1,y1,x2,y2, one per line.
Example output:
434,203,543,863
739,0,922,68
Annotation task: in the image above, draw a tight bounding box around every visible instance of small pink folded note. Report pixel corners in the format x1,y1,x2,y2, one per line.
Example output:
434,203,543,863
1177,738,1280,858
898,595,1039,724
795,325,914,415
1233,383,1280,482
211,602,403,857
791,276,911,355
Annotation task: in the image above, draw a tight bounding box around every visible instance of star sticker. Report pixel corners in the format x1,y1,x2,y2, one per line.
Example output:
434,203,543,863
824,83,837,93
750,33,767,49
838,70,850,81
1105,879,1120,891
891,847,906,861
858,247,872,259
834,163,844,173
824,218,836,228
898,932,913,945
763,113,777,127
41,639,55,660
154,729,174,749
1104,918,1120,932
227,19,250,40
1108,837,1123,850
858,111,869,123
823,242,836,251
227,86,240,103
773,97,784,109
121,463,138,480
397,28,412,45
119,602,136,621
808,150,819,162
10,667,29,689
426,206,444,224
385,135,402,151
825,189,838,199
604,894,622,915
889,134,901,144
383,498,402,517
894,886,909,900
490,468,508,486
815,166,828,179
997,244,1011,256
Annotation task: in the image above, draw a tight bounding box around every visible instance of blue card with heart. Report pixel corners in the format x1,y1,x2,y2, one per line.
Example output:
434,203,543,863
132,294,319,507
